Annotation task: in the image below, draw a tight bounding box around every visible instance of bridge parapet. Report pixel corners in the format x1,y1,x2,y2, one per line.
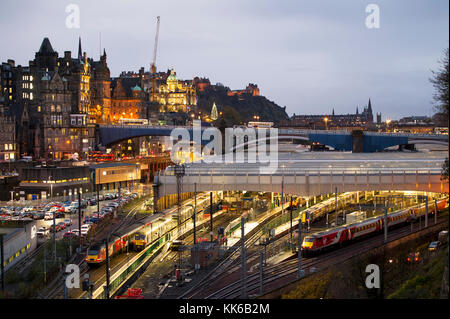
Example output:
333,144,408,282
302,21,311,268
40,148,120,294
157,166,448,198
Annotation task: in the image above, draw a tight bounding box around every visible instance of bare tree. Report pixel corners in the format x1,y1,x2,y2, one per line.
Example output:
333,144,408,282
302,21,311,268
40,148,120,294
430,48,449,126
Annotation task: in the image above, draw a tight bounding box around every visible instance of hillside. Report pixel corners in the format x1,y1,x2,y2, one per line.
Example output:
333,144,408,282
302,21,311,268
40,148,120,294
196,87,289,126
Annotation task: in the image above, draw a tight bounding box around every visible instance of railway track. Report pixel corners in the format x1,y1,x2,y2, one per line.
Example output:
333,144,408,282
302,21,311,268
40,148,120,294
178,204,293,299
40,198,145,299
69,193,217,299
205,216,449,299
184,198,447,298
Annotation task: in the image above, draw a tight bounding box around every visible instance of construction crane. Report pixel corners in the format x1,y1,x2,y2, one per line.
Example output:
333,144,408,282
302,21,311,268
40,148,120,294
151,16,160,94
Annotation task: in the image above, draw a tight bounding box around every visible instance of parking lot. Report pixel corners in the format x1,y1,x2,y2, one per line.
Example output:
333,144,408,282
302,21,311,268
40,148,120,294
1,191,140,242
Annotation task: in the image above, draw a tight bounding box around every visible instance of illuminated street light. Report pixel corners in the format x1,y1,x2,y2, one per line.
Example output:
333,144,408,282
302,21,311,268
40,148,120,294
323,117,329,130
385,119,392,132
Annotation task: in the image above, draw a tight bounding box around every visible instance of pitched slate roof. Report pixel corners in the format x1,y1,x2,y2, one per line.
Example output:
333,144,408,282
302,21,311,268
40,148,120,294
111,77,142,97
38,38,55,54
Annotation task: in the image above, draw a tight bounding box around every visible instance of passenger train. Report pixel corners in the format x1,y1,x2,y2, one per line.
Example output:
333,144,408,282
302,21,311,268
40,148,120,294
85,192,216,265
301,198,447,256
301,192,361,224
130,193,214,251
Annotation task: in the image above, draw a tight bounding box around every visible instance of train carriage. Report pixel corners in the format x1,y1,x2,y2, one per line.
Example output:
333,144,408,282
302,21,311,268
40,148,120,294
302,198,447,256
301,226,349,255
346,217,383,240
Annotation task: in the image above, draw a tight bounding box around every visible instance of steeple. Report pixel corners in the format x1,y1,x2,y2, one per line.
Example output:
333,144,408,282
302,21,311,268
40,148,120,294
332,108,335,116
356,106,359,115
78,37,82,61
368,98,372,113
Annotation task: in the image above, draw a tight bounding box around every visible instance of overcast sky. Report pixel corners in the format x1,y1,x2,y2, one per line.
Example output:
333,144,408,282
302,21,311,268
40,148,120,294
1,0,448,120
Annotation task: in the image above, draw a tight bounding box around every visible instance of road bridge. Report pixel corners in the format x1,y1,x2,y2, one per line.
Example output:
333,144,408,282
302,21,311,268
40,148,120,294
95,124,448,153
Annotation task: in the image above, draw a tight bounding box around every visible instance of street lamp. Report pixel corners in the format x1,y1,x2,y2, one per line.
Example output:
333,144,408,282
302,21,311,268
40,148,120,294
174,164,185,269
280,165,286,215
323,117,329,131
385,119,392,132
48,175,53,199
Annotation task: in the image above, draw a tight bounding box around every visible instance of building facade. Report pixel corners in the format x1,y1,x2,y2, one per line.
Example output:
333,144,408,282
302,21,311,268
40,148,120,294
151,68,196,113
0,38,102,160
282,99,375,129
19,164,91,200
0,108,19,161
227,83,260,97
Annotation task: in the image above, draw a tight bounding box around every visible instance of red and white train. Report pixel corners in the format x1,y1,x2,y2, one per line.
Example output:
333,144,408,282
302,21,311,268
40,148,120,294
301,198,447,256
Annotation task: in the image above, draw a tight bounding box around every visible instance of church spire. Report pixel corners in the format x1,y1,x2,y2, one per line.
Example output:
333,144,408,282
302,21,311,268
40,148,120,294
78,37,82,61
356,106,359,115
368,98,372,113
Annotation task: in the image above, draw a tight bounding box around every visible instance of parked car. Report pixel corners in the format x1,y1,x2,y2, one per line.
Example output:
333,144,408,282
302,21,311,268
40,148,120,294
20,211,34,219
33,212,45,220
63,218,73,227
71,229,85,238
63,231,78,239
108,202,119,208
49,224,61,232
55,211,65,218
44,212,54,220
58,222,67,230
37,227,50,238
84,216,99,223
428,241,441,252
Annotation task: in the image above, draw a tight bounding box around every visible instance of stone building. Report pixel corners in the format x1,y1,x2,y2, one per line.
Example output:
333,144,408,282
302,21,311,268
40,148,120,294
0,37,99,160
0,106,18,161
110,76,146,123
151,68,196,113
282,99,375,129
0,60,17,103
227,83,260,97
89,49,111,124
